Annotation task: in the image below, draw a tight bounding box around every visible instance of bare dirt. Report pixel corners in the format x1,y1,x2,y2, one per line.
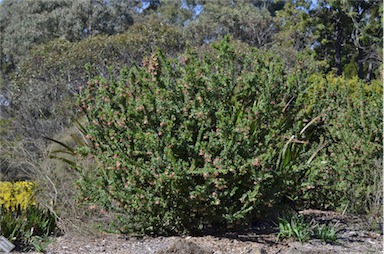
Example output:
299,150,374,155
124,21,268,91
13,210,383,254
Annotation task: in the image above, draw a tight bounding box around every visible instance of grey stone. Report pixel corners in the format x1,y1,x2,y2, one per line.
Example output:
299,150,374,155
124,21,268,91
156,239,212,254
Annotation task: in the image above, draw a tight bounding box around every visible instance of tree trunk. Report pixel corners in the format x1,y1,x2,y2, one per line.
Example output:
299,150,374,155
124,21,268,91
357,47,364,79
335,18,343,76
366,62,372,83
88,0,93,37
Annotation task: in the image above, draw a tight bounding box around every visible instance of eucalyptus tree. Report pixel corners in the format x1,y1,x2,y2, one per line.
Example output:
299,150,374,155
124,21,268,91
274,0,382,81
137,0,196,27
312,0,382,80
184,0,277,47
274,0,316,51
0,0,134,73
340,0,382,81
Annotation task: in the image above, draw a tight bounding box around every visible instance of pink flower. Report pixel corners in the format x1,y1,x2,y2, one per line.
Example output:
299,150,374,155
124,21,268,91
252,158,261,167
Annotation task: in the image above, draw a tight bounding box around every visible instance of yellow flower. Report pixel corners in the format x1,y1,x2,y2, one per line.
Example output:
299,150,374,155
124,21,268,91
0,181,37,210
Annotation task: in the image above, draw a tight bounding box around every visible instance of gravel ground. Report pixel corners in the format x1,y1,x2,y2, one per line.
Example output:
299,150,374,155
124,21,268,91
10,210,383,254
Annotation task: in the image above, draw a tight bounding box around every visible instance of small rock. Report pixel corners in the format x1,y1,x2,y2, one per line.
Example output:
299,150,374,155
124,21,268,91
156,239,211,254
248,248,267,254
345,231,358,237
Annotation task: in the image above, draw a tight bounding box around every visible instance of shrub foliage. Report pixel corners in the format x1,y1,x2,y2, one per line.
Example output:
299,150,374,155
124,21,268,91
76,38,312,234
296,74,382,213
74,37,382,235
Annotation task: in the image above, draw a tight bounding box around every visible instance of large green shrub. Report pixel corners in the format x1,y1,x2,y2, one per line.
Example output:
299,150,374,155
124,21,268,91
72,37,381,235
75,37,312,235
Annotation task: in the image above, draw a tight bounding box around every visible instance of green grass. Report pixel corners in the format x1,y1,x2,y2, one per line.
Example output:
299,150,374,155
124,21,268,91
277,213,339,243
277,214,311,242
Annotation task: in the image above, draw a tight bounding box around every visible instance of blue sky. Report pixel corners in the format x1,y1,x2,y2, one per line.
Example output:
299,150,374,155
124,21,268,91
310,0,319,10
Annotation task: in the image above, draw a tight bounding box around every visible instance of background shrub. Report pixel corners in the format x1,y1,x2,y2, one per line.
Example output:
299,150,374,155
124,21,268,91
294,74,382,214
